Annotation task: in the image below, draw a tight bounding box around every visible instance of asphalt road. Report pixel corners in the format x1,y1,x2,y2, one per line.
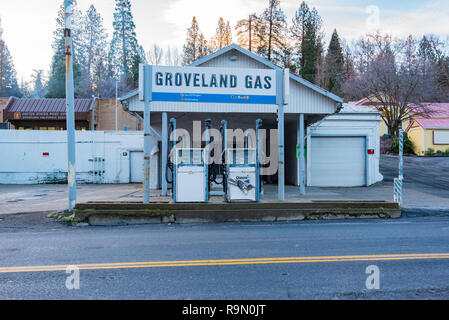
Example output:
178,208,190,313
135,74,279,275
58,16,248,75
380,155,449,212
1,214,449,300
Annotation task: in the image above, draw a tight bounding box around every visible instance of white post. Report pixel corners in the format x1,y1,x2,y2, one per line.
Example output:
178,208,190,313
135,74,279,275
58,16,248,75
115,80,118,131
161,112,168,196
299,114,306,195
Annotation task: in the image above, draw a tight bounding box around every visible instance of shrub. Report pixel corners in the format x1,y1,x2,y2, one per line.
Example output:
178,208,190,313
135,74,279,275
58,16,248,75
426,148,435,156
442,149,449,156
391,134,414,155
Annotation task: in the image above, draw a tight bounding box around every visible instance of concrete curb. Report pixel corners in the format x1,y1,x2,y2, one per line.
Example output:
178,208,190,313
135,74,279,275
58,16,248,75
74,201,402,226
402,208,449,217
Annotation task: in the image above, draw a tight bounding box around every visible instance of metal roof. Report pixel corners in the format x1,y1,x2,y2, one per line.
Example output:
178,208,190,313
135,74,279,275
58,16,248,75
3,97,93,121
409,118,449,129
4,98,92,113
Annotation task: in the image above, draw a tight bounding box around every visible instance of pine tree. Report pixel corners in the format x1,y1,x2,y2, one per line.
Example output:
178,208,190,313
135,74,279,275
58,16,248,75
418,35,440,63
0,17,21,97
30,70,47,98
79,5,109,97
110,0,139,83
46,1,83,98
256,0,287,62
235,13,258,52
291,2,323,83
324,29,345,96
183,17,210,65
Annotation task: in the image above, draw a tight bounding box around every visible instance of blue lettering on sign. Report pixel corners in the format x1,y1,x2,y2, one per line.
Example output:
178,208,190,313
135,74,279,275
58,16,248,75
264,76,272,89
153,72,273,90
193,73,200,87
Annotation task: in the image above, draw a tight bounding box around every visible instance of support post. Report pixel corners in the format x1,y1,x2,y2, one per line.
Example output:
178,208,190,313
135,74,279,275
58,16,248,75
91,95,96,131
277,69,288,201
115,80,118,131
64,0,76,211
143,65,152,203
161,112,168,196
299,113,306,195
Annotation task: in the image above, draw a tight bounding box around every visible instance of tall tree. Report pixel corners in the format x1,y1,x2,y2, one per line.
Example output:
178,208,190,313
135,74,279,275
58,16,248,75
46,1,83,98
291,1,323,83
110,0,139,84
324,29,345,96
256,0,287,62
183,17,210,65
235,14,259,52
79,5,109,97
344,33,445,136
30,70,47,98
0,17,21,97
212,18,232,50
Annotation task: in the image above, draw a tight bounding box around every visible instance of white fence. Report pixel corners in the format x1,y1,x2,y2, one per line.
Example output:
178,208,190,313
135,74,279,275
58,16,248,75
0,130,160,188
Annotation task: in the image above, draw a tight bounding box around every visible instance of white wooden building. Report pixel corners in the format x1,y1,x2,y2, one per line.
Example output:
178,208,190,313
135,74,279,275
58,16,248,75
120,44,382,193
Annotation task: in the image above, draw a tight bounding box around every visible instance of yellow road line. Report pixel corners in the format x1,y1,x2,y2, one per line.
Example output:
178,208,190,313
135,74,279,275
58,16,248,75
1,253,449,274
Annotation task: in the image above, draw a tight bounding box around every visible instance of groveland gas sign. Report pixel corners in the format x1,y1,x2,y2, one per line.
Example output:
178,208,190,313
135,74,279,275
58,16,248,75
139,66,277,104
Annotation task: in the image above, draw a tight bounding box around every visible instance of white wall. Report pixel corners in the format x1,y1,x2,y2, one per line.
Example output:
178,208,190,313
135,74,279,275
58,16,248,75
306,111,384,186
0,130,160,188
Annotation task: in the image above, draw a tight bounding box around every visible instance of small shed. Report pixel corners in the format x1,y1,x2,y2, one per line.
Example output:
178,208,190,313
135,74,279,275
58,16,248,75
406,118,449,155
307,103,383,187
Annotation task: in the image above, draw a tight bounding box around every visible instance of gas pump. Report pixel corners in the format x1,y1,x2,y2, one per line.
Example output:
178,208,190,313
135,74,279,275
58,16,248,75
169,118,208,203
224,119,262,203
205,119,227,197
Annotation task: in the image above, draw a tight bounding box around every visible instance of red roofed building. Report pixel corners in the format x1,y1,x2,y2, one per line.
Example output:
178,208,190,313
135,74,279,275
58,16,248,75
406,117,449,155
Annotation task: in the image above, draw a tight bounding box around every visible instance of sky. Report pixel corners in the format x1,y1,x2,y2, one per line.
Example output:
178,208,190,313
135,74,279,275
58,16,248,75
0,0,448,82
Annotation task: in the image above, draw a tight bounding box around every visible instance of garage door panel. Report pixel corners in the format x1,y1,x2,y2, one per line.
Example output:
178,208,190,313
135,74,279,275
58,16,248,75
310,137,366,187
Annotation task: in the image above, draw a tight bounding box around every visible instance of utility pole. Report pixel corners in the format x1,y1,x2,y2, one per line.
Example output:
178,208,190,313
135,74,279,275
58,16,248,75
64,0,76,211
142,65,152,203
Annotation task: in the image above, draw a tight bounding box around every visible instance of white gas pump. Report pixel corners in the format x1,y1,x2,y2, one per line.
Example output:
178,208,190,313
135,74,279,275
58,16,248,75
174,148,208,203
224,119,262,203
169,118,209,203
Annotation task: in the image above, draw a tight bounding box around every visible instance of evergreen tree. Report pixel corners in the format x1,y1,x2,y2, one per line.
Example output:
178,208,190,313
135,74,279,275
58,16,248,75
183,17,210,65
256,0,287,62
291,1,323,83
30,70,47,98
110,0,139,83
79,5,109,97
324,29,345,96
418,35,441,63
46,1,83,98
235,14,258,52
0,17,21,97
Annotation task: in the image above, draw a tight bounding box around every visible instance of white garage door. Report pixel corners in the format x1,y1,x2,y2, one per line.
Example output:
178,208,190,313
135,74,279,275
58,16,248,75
310,136,366,187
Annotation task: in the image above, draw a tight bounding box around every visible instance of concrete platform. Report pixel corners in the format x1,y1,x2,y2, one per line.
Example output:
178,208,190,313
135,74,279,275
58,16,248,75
74,200,401,226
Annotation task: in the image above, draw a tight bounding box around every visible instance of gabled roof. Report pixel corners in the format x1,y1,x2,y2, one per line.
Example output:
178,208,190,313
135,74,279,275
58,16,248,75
120,44,344,104
409,103,449,117
407,118,449,130
191,44,343,103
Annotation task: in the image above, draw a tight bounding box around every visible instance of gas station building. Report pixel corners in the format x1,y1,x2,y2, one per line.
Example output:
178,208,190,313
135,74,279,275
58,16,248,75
120,44,383,200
